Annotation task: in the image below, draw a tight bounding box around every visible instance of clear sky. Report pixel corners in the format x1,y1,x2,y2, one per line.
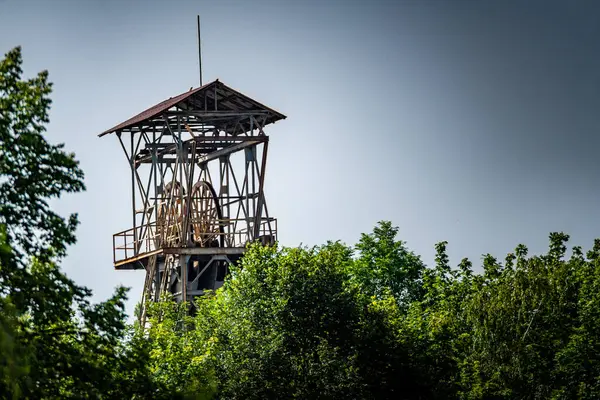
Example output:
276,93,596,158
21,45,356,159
2,0,599,316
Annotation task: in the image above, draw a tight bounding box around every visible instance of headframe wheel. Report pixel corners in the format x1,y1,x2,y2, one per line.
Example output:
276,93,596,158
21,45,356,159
189,180,224,247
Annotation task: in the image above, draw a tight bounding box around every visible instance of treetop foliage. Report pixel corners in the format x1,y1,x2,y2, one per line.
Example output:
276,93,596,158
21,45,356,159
0,46,153,399
0,46,85,262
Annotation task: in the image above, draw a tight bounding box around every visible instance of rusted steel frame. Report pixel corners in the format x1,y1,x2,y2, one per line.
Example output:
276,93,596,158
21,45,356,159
129,133,138,246
132,128,144,157
212,90,261,110
126,122,188,135
112,225,137,238
152,122,160,247
112,230,135,263
189,115,254,135
163,247,246,255
188,255,232,291
242,149,250,242
133,168,151,253
139,125,161,327
177,116,185,244
210,90,234,105
218,156,231,243
197,139,264,166
135,161,158,253
194,135,266,142
159,256,170,298
250,115,267,136
162,115,182,146
99,82,286,138
132,154,152,208
218,196,254,208
169,258,179,296
262,196,274,236
180,256,188,305
190,257,215,288
226,168,244,236
115,133,138,253
233,117,245,135
111,221,160,238
164,110,269,117
182,142,196,200
212,117,250,135
160,255,178,301
141,255,156,305
136,135,263,165
158,149,169,195
132,132,158,251
191,126,215,135
152,124,166,145
226,158,249,239
221,116,249,135
198,163,208,184
224,159,233,245
196,160,212,194
165,163,175,190
124,122,182,134
171,258,181,301
116,131,130,160
139,254,156,327
153,253,160,301
141,130,152,149
253,141,269,239
164,153,181,245
181,141,197,247
171,257,182,301
144,144,233,152
250,148,257,240
206,162,214,187
180,116,244,129
218,157,226,237
122,132,146,255
114,248,163,269
152,128,175,202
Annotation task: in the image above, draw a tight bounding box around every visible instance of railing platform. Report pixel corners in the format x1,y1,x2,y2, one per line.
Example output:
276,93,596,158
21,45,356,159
114,249,163,270
112,218,276,268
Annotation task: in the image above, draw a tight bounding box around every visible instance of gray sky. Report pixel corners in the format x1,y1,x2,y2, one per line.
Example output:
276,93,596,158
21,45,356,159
2,0,600,316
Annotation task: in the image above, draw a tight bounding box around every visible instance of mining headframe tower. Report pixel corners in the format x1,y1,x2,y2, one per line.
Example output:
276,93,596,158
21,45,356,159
99,79,286,325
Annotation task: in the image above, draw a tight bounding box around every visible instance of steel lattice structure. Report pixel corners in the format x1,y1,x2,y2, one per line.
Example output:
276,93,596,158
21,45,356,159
99,80,285,325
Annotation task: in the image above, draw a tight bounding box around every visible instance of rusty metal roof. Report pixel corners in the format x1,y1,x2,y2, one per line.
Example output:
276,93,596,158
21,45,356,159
98,79,286,137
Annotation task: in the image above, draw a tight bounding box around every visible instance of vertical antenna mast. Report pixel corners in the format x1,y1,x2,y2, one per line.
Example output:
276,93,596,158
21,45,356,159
197,15,202,86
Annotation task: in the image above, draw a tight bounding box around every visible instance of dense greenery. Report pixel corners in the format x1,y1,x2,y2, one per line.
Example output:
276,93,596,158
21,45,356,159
3,46,600,399
0,46,156,399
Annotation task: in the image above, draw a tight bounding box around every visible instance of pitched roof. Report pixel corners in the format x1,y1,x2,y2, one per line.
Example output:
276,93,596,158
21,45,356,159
98,80,286,137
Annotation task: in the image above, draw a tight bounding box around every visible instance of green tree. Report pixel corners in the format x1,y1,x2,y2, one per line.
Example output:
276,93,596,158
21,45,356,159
141,219,600,399
144,235,434,399
0,46,153,399
142,299,217,399
0,47,84,262
351,221,426,308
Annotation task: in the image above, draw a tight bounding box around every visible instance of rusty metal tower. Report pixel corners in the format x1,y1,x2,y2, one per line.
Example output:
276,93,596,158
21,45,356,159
99,80,285,324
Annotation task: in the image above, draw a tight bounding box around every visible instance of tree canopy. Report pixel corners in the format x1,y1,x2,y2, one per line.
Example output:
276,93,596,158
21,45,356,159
0,46,155,399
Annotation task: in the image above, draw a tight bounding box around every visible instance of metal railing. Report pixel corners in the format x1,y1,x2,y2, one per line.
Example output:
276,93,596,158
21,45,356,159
112,218,277,264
